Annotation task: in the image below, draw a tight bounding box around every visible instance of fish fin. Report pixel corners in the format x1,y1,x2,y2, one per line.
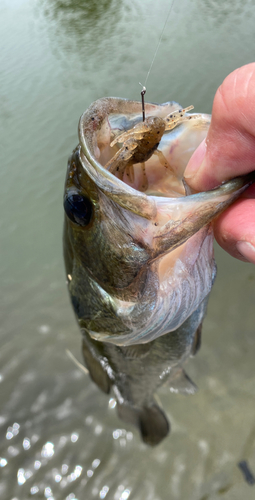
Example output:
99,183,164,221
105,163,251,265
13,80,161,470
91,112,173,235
191,323,202,356
82,339,111,394
117,401,170,446
138,404,170,446
169,368,197,395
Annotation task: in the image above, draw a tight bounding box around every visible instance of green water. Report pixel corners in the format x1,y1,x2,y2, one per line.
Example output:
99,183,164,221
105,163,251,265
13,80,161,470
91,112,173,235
1,0,255,499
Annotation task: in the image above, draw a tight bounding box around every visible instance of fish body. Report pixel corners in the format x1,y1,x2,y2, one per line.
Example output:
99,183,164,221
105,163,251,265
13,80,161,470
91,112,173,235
63,97,254,445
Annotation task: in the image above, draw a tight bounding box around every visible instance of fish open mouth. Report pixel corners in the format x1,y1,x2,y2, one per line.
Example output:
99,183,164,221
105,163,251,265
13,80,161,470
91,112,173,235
87,98,210,198
78,97,250,242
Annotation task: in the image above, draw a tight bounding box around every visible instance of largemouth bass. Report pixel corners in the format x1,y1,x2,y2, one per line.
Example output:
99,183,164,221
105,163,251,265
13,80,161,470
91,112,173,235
63,97,254,445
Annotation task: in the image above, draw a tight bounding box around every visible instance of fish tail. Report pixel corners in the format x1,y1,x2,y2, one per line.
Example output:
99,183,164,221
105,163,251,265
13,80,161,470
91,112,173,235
117,401,170,446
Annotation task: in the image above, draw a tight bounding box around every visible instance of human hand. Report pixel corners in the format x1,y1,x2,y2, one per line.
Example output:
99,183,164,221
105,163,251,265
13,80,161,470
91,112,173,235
185,63,255,264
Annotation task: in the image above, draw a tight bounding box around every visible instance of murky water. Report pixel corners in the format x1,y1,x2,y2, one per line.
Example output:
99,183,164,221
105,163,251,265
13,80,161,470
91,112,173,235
1,0,255,499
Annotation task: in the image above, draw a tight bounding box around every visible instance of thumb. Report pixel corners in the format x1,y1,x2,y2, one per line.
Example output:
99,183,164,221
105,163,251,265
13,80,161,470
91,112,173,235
184,63,255,191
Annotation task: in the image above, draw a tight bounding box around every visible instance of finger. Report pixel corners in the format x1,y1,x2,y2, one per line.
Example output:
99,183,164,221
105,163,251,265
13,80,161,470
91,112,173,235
185,63,255,191
213,184,255,263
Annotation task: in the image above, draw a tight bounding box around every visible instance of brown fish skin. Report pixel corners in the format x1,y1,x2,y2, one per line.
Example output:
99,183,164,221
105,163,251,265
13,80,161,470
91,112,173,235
64,97,255,445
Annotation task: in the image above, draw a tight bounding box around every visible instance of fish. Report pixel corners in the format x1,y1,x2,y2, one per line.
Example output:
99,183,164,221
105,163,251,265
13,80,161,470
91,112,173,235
63,97,255,445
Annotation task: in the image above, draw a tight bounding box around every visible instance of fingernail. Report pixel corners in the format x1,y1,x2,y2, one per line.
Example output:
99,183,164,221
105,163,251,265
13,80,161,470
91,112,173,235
184,139,207,179
236,241,255,264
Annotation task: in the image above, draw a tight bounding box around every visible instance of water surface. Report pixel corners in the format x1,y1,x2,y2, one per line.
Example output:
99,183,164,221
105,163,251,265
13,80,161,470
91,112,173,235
1,1,255,499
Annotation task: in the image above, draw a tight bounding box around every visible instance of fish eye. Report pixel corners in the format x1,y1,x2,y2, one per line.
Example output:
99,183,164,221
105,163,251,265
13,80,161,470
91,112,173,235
64,193,93,226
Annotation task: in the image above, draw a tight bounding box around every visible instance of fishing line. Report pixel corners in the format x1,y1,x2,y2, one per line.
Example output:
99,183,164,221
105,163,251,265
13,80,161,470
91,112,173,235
144,0,175,88
139,0,175,120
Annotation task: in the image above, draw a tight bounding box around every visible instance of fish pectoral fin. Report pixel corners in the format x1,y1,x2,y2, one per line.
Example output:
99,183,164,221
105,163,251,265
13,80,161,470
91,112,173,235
169,368,197,395
82,338,111,394
117,401,170,446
